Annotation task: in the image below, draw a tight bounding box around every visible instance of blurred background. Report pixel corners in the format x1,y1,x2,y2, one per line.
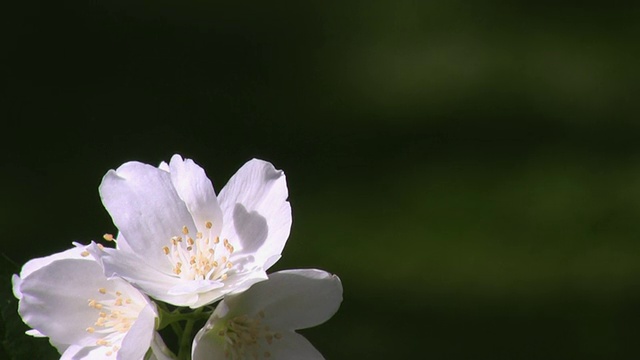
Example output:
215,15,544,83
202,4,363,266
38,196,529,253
2,0,640,359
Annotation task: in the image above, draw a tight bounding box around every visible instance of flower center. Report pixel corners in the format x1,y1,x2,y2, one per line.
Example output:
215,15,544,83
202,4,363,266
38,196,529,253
85,287,143,356
217,311,282,359
163,221,236,282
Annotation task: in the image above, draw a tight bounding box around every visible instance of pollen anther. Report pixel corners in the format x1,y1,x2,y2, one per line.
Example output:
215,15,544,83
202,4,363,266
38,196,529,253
219,312,281,359
162,221,237,284
86,287,141,351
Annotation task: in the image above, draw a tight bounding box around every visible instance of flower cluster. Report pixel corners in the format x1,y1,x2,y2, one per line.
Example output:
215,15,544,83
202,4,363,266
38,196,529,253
12,155,342,360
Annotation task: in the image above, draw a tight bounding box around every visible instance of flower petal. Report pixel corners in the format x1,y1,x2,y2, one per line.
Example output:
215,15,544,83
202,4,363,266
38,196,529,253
11,274,22,300
218,159,291,269
158,161,170,172
12,246,87,299
25,329,45,337
169,154,223,236
19,252,159,359
117,304,157,360
113,232,134,253
191,324,227,360
224,269,343,330
99,161,196,272
167,279,224,296
260,331,325,360
221,269,269,296
60,344,89,359
89,244,198,307
191,320,325,360
189,270,268,309
60,344,118,359
60,304,157,360
18,259,114,345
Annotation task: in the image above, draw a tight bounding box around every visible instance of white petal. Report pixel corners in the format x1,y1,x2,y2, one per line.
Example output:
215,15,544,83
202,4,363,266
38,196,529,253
25,329,45,337
60,344,87,359
189,270,268,309
167,279,224,296
222,270,269,295
11,274,22,299
60,303,157,360
191,323,227,360
61,344,114,359
117,304,157,360
224,269,343,330
18,259,114,345
261,331,325,360
114,232,134,253
99,161,196,271
262,254,282,271
89,244,198,307
19,256,159,359
158,161,170,172
191,318,325,360
19,246,87,277
218,159,291,269
169,154,223,236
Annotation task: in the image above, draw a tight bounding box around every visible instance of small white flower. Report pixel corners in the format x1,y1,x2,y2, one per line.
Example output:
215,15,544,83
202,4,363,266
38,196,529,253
90,155,291,308
192,269,343,360
13,247,160,359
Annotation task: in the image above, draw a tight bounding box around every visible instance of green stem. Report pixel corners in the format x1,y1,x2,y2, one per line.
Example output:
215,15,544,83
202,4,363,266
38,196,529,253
170,321,183,338
177,307,203,360
158,307,211,330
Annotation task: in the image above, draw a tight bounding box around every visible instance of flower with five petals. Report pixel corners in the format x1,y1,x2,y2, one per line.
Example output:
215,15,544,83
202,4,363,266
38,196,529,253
90,155,291,308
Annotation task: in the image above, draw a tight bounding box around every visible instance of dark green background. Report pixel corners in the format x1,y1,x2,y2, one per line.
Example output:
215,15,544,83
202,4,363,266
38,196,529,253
2,1,640,359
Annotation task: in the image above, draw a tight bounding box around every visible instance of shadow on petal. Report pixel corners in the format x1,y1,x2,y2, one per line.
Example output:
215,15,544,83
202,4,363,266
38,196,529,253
233,203,268,254
262,165,284,182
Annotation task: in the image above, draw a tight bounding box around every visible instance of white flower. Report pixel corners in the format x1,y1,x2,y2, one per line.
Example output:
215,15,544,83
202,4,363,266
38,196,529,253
192,269,343,360
89,155,291,308
12,246,160,359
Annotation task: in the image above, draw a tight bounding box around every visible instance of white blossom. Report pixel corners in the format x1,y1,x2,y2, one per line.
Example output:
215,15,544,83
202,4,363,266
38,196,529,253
13,247,159,359
192,269,343,360
89,155,291,308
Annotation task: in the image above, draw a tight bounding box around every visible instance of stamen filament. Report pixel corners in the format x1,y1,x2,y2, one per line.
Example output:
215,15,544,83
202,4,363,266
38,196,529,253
162,221,236,283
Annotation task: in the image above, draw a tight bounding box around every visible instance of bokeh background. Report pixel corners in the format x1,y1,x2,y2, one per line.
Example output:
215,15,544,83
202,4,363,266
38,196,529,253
2,1,640,359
